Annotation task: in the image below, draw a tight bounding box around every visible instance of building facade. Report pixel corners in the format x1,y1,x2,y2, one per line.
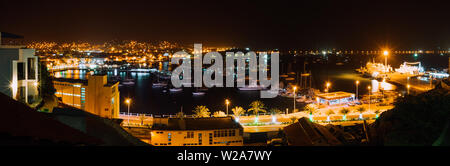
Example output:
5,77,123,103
316,91,355,106
53,74,120,119
0,32,39,104
151,117,244,146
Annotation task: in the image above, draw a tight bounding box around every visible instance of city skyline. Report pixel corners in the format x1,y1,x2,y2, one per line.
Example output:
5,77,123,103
0,0,449,49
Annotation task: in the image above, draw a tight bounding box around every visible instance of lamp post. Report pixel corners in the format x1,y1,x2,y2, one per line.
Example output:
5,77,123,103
368,86,371,112
225,99,230,116
125,98,131,125
407,84,410,95
383,50,389,72
293,86,297,112
355,80,359,101
325,82,331,92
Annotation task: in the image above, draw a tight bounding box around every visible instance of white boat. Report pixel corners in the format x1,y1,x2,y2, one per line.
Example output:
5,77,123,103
152,82,168,87
169,88,182,92
192,91,206,96
121,79,135,85
238,85,266,91
238,81,267,91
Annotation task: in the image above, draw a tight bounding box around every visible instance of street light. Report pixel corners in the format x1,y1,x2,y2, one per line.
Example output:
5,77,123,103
325,82,331,92
293,86,297,112
125,98,131,125
407,84,411,95
355,80,359,101
383,50,389,72
368,86,371,112
225,99,230,116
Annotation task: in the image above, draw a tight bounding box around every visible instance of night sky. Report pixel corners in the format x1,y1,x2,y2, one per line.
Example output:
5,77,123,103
0,0,449,50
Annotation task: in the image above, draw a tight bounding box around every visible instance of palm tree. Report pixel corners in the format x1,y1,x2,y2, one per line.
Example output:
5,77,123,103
356,106,366,119
326,109,334,122
232,106,246,122
248,100,267,115
248,100,266,123
340,108,350,120
193,105,210,118
213,111,226,117
304,104,317,121
175,111,185,118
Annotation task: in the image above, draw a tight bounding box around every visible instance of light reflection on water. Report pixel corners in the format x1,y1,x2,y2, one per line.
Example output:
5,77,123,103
53,67,396,115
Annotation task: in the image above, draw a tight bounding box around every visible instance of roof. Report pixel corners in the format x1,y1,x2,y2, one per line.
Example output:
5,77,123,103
152,117,243,130
0,32,24,39
53,77,88,85
316,91,355,100
52,77,119,87
0,92,102,145
283,117,342,146
52,107,148,146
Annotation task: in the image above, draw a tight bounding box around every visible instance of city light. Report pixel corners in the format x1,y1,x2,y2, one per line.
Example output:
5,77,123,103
325,82,331,92
125,98,132,125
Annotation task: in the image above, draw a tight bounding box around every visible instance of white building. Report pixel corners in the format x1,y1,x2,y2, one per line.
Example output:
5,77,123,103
0,32,39,103
151,117,244,146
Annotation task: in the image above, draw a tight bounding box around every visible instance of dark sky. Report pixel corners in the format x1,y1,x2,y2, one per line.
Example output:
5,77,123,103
0,0,449,50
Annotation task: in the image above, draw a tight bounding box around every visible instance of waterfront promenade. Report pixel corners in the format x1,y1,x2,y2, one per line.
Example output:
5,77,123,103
119,104,393,132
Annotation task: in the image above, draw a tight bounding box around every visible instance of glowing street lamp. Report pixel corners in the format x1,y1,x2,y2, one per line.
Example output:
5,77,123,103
383,50,389,71
355,80,359,101
367,86,371,112
325,82,331,92
407,84,411,95
125,98,132,125
225,99,230,116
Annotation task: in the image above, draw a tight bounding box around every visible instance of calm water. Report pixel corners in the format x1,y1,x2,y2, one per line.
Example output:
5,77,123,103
54,53,449,115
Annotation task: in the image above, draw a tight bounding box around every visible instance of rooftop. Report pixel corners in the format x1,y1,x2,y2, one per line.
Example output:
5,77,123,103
52,76,119,87
316,91,355,100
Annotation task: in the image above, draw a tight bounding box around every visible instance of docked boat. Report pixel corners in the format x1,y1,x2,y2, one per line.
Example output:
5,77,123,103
192,91,206,96
121,79,135,85
238,80,267,91
238,85,267,91
152,82,168,88
169,88,182,92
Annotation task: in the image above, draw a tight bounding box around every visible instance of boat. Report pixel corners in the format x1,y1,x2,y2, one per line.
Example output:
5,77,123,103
152,82,168,88
238,85,266,91
121,79,135,85
169,88,182,92
192,91,206,96
238,80,267,91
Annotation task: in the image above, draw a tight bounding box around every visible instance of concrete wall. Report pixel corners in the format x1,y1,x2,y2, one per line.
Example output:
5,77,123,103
0,48,19,97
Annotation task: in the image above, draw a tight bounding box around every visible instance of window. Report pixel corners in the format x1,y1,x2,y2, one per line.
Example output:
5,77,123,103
17,62,25,80
209,133,212,145
186,132,194,138
198,133,202,145
27,58,36,79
